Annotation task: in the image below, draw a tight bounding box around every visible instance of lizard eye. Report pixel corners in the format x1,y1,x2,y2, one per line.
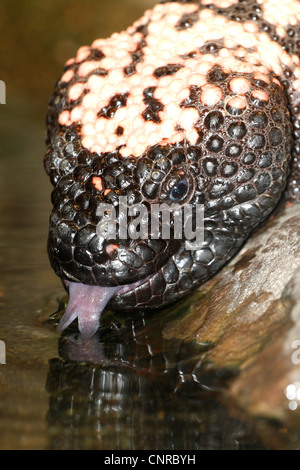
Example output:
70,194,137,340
170,180,189,202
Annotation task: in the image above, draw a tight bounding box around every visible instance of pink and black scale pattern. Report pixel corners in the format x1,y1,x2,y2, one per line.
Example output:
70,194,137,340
45,0,300,336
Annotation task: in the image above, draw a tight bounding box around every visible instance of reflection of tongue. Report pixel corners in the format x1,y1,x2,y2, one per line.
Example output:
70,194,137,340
57,282,121,338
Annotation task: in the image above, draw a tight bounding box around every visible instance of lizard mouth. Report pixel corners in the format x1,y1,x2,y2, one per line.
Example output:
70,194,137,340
57,276,152,338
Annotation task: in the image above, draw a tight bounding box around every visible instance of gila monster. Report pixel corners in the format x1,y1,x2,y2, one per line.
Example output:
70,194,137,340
44,0,300,337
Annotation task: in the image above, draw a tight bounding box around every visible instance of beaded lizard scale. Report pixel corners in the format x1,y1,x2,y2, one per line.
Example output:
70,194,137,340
45,0,300,337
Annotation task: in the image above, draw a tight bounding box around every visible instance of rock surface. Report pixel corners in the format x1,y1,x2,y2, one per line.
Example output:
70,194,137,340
163,203,300,448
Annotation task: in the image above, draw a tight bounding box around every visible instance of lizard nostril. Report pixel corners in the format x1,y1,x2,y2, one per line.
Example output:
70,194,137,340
106,244,119,256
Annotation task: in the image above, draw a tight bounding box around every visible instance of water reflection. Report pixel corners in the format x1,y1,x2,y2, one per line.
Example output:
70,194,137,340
45,310,263,450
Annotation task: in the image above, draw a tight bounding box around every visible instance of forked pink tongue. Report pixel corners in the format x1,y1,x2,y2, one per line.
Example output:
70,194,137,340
57,282,121,338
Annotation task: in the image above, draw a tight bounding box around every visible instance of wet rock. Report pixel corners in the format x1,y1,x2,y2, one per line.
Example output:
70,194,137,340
229,266,300,449
163,203,300,447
